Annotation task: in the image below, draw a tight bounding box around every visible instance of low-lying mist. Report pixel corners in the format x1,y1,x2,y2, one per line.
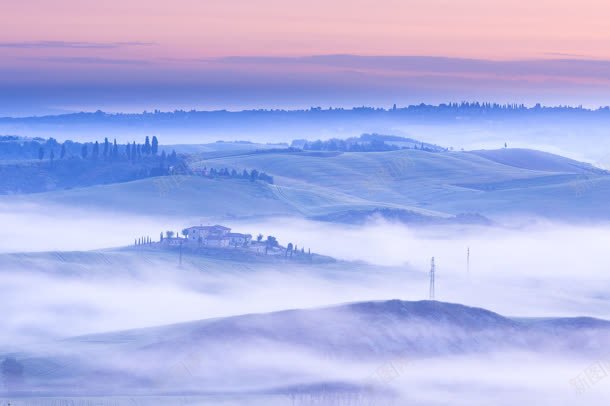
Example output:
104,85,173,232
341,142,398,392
2,202,610,404
2,202,610,348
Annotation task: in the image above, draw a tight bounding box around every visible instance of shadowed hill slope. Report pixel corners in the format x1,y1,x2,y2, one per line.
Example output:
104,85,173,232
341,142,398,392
7,300,610,396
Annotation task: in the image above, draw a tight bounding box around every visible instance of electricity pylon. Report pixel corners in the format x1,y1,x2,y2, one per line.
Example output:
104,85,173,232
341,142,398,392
429,257,436,300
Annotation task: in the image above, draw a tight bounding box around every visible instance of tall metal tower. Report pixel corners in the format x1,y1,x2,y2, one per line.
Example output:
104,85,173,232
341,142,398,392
178,239,183,268
429,257,436,300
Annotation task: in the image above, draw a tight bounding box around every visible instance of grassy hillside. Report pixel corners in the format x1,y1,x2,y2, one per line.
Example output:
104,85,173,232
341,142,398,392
0,157,171,194
468,148,607,174
0,245,344,278
0,176,299,218
199,148,610,220
165,140,290,157
0,172,450,220
2,147,608,221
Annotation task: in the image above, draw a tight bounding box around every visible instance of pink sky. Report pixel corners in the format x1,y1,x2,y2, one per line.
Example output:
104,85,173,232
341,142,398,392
3,0,610,60
3,0,610,115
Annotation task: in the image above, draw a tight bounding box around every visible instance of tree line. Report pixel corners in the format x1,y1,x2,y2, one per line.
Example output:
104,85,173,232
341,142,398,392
301,138,400,152
293,135,445,153
37,135,177,162
0,135,181,162
200,167,274,184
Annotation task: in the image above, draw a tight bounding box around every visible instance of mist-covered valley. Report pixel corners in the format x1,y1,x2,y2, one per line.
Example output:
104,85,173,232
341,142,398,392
2,116,610,405
8,0,610,402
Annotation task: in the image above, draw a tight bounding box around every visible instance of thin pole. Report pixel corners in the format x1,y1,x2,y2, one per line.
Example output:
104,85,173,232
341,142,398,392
429,257,435,300
179,240,183,267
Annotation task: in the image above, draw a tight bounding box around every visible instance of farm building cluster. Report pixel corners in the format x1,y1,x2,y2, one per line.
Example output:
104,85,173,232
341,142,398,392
181,225,252,248
135,224,310,257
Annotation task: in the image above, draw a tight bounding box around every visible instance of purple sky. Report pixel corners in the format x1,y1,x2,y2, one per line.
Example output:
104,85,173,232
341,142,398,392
3,55,610,116
3,1,610,115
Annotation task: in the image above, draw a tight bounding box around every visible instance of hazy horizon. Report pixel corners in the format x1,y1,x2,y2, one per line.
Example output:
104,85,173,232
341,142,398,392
6,1,610,116
5,53,610,116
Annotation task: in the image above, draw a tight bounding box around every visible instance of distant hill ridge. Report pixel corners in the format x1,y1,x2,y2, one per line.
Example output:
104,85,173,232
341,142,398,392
5,103,610,143
73,298,610,344
6,299,610,396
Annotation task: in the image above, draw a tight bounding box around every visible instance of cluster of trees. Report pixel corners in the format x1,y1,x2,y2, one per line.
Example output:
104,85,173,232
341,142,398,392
201,167,274,184
123,135,160,161
14,103,610,124
135,236,153,246
0,135,180,163
255,234,310,257
284,242,309,258
40,135,167,162
0,136,60,160
256,233,277,252
290,134,446,153
307,102,591,113
301,138,400,152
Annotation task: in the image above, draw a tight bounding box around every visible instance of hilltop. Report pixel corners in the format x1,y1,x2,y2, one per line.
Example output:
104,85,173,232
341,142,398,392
136,224,332,264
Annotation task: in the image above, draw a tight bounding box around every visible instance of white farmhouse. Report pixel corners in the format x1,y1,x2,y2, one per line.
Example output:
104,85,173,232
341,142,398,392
183,225,231,244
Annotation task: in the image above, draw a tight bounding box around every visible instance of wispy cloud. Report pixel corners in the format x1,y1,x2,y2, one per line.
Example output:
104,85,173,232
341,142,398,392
21,56,151,65
544,52,594,59
0,41,156,49
214,54,610,82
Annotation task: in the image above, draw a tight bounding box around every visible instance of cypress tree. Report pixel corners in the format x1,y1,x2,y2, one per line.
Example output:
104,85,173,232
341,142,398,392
92,141,100,160
144,136,151,154
151,136,159,155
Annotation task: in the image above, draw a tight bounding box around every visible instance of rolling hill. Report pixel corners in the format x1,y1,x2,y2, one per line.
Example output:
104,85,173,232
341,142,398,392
5,300,610,397
468,148,607,174
1,147,608,222
196,147,610,220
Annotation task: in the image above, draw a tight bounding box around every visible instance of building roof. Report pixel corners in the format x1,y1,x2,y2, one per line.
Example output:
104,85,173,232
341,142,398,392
211,225,231,231
185,225,231,232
